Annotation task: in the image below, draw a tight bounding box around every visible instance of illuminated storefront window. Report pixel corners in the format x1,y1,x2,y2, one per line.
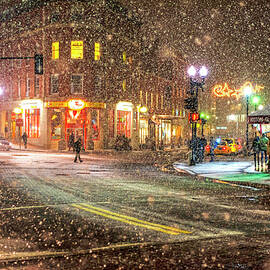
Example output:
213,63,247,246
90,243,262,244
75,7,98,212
116,102,132,138
71,41,83,59
159,120,171,145
117,111,131,138
91,109,99,140
51,109,62,140
25,109,40,138
52,41,59,59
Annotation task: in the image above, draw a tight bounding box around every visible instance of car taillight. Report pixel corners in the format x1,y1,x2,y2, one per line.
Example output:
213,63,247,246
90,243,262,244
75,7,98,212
205,145,210,151
222,146,226,150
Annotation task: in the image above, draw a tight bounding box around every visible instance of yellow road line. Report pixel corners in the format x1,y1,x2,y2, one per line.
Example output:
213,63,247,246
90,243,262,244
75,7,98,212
72,203,191,235
79,203,190,233
0,205,49,211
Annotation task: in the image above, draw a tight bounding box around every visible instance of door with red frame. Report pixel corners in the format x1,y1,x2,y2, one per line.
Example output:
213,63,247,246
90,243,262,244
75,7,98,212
117,110,131,138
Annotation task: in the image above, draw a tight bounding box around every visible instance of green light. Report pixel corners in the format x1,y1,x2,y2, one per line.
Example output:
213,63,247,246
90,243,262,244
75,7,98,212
200,112,205,118
252,95,260,105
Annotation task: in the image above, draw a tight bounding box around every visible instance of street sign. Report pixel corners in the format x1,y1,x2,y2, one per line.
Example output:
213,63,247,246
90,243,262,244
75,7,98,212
16,119,23,126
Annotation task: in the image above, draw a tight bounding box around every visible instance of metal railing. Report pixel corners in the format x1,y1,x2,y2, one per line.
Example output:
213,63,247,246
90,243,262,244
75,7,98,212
253,151,269,172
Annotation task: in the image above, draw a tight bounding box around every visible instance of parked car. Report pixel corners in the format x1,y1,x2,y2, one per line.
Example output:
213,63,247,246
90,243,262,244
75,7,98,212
0,137,12,151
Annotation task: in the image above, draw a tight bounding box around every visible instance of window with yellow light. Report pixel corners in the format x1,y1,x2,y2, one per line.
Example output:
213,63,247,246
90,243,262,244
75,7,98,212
71,41,83,59
52,41,59,60
94,42,100,60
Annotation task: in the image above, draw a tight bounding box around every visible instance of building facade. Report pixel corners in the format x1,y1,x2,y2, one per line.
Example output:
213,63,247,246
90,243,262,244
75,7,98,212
0,0,188,150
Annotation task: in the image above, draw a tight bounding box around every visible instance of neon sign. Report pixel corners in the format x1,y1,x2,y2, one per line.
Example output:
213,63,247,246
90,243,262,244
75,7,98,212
212,81,264,99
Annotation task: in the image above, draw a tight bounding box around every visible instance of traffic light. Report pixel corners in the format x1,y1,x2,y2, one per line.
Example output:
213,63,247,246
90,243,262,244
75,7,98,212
189,112,200,123
34,54,43,75
184,96,198,112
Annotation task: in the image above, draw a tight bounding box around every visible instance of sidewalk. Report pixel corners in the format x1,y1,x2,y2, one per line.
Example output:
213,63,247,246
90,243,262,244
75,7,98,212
173,160,270,186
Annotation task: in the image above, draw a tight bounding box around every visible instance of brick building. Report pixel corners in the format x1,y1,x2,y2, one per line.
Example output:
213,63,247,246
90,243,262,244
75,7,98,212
0,0,188,150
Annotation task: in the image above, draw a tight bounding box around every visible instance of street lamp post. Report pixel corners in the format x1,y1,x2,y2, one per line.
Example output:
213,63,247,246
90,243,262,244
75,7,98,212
244,86,252,151
186,66,208,165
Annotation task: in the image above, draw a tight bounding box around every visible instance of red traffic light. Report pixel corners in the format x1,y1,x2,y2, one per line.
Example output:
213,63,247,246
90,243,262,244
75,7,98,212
189,113,199,122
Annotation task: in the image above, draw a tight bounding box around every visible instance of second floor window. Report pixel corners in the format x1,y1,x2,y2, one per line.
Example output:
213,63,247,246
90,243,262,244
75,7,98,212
26,78,30,97
94,42,100,60
34,77,40,96
71,74,83,94
71,41,83,59
18,78,21,98
52,41,59,59
50,74,59,94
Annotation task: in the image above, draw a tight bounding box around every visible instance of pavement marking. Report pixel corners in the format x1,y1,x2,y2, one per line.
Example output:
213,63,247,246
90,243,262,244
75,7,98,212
72,203,191,235
0,205,50,211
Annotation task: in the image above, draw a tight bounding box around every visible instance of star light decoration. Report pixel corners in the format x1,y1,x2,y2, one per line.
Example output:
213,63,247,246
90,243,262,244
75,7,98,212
212,81,264,99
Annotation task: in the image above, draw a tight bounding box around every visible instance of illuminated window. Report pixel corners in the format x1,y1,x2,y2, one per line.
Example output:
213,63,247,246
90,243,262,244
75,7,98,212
140,90,143,103
71,74,83,94
145,91,148,106
52,41,59,59
122,79,126,91
18,78,21,98
50,74,59,94
156,94,159,109
25,109,40,138
94,42,100,60
161,95,164,109
123,51,127,63
51,109,61,140
71,41,83,59
151,93,153,108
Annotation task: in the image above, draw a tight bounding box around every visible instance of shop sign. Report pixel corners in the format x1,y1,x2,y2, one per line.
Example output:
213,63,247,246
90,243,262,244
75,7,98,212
46,101,67,108
248,115,270,124
20,99,42,109
116,101,133,112
68,99,85,110
86,102,106,109
13,107,23,114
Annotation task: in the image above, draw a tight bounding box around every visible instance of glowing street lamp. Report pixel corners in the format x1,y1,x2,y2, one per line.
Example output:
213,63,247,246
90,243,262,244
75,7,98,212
186,65,208,165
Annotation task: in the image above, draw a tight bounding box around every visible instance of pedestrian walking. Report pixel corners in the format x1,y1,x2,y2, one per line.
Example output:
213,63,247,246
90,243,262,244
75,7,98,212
209,136,215,162
198,135,207,162
68,131,75,151
22,132,27,149
259,133,269,166
74,137,83,163
251,135,260,170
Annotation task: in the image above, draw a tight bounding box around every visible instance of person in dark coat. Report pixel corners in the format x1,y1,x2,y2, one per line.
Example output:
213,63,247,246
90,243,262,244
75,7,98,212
74,137,83,163
68,131,75,151
22,132,27,149
198,135,207,162
251,135,260,170
209,136,215,162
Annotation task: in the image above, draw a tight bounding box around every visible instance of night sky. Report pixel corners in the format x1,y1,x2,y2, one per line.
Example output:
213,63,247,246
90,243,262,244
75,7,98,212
122,0,270,90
